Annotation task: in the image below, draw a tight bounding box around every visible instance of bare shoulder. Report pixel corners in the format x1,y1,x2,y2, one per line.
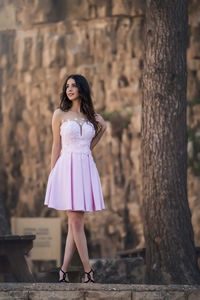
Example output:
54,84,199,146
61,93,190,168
53,108,63,117
52,108,63,124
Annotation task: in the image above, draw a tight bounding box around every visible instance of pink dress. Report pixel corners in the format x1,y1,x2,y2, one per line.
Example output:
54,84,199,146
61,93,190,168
44,116,105,212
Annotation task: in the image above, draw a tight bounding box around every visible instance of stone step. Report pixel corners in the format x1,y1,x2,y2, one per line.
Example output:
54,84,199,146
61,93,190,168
0,283,200,299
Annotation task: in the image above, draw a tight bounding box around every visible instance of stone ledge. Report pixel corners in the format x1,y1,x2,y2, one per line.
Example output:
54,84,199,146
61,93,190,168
0,283,200,300
0,282,199,291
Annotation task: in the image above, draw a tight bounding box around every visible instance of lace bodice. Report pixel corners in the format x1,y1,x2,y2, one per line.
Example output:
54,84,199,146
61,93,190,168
60,115,96,155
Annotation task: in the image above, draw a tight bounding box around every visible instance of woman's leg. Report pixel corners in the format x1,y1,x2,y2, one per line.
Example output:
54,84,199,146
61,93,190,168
68,211,94,282
59,212,77,281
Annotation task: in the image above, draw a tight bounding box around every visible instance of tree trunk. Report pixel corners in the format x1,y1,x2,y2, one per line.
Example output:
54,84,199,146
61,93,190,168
0,196,10,235
141,0,200,284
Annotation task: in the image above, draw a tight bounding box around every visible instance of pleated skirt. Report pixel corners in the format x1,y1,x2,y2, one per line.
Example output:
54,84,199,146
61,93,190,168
44,151,105,212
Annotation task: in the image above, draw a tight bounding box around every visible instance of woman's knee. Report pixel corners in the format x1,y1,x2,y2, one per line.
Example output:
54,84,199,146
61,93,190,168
67,211,84,230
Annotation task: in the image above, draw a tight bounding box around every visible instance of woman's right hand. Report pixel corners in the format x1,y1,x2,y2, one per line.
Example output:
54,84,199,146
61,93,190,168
50,109,62,170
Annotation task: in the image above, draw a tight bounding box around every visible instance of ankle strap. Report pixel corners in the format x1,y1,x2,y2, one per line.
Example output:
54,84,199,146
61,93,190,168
84,268,94,275
60,268,68,275
84,268,94,283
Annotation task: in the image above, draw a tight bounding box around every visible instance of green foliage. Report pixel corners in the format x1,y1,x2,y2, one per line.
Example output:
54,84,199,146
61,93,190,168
187,97,200,107
188,1,200,14
101,110,133,140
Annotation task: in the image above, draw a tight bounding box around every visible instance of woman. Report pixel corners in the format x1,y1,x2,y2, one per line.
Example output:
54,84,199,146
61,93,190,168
44,74,106,283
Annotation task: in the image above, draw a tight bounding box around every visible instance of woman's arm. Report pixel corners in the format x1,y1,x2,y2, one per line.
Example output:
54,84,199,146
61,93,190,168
50,109,62,170
90,113,107,151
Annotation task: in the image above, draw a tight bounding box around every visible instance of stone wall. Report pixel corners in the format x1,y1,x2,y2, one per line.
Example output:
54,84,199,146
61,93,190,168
0,283,200,300
0,0,200,260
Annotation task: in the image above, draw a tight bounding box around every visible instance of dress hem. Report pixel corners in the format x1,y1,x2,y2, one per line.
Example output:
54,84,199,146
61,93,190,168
44,204,106,213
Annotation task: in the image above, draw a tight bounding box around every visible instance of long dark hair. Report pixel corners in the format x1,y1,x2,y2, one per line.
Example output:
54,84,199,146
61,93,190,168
59,74,101,135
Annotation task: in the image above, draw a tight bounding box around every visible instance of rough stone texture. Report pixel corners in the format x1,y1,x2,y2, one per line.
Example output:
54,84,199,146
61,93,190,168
132,291,186,300
0,283,200,300
0,0,199,263
90,257,145,284
187,1,200,252
0,290,29,300
188,288,200,300
29,290,83,300
84,290,132,299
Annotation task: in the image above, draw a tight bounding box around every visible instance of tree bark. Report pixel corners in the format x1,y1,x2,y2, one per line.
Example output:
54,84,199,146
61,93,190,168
141,0,200,284
0,195,10,235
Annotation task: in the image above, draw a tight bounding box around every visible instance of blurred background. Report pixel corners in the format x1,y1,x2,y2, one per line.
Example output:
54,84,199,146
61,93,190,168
0,0,199,278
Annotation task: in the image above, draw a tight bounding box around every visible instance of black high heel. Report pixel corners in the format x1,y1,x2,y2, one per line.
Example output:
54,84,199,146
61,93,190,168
59,267,70,283
84,268,95,283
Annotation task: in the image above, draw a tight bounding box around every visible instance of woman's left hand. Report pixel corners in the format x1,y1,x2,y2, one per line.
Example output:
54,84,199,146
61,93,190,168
95,113,107,130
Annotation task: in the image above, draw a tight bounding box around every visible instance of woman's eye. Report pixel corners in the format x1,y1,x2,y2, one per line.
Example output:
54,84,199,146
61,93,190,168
66,84,77,88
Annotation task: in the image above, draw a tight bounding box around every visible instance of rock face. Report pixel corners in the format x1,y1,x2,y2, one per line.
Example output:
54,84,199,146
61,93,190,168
90,257,145,284
0,0,200,260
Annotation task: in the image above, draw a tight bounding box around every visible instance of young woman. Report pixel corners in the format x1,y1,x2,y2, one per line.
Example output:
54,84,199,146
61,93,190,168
44,74,106,283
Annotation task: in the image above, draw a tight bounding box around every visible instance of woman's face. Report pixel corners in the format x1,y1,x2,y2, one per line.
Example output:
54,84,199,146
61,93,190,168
66,78,80,101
